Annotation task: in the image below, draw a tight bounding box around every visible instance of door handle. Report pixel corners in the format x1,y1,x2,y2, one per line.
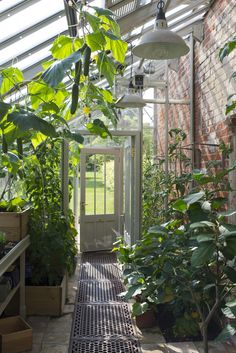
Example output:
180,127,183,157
81,202,87,211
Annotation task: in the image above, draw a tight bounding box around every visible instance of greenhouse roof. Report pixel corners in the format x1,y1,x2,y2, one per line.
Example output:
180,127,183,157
0,0,211,80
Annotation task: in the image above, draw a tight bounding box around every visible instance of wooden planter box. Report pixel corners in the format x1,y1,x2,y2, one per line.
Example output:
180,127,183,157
25,274,66,316
0,209,30,242
0,316,32,353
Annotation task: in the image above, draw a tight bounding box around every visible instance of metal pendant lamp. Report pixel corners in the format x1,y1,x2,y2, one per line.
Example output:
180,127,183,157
116,81,146,108
116,48,146,109
133,0,189,60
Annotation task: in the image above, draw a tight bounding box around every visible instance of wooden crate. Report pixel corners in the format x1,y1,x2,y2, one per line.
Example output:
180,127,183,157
0,316,32,353
26,274,66,316
0,209,30,241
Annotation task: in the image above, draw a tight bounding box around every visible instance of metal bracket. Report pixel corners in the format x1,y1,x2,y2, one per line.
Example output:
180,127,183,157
192,21,204,42
168,58,179,73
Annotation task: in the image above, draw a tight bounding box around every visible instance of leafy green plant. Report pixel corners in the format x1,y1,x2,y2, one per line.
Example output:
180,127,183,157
23,140,77,285
0,4,127,284
0,4,127,152
219,36,236,115
142,129,192,234
116,161,236,353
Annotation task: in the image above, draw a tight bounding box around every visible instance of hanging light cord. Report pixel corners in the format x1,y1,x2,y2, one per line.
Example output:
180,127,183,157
129,43,134,89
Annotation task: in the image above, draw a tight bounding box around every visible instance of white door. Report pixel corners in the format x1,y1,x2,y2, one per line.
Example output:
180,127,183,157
80,147,123,252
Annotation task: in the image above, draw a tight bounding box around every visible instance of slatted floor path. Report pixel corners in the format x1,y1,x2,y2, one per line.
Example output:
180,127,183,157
68,251,142,353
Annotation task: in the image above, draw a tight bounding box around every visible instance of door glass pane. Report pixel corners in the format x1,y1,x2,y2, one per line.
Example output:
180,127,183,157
95,154,105,215
105,155,115,214
85,154,95,215
85,152,115,215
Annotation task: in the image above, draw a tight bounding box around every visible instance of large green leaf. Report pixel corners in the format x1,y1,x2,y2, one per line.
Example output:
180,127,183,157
105,32,128,63
172,199,187,213
223,266,236,282
105,34,127,63
219,37,236,62
148,225,168,236
3,123,24,143
226,98,236,115
0,102,11,121
92,6,115,18
132,302,149,316
215,324,236,342
190,221,215,229
2,152,21,175
85,32,106,51
184,191,205,205
96,52,116,87
86,119,111,139
188,202,209,223
191,242,214,267
197,234,214,242
225,236,236,257
218,210,236,217
28,80,55,109
83,11,101,32
41,50,82,88
50,35,83,59
8,110,56,137
0,67,24,95
31,132,47,148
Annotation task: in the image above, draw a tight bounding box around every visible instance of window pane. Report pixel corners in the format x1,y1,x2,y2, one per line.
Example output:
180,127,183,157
95,154,105,215
85,154,95,215
105,155,114,214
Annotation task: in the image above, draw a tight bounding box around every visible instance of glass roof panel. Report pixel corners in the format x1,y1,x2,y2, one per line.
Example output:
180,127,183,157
0,0,24,12
15,45,51,71
0,16,67,65
0,0,65,42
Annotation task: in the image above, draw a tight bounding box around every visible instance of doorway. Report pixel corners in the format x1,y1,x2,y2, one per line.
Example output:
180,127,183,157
80,147,123,252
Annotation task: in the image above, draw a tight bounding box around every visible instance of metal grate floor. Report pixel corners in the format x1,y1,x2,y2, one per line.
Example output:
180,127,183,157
69,251,141,353
79,263,122,281
82,251,117,264
70,338,141,353
77,280,125,303
72,304,135,339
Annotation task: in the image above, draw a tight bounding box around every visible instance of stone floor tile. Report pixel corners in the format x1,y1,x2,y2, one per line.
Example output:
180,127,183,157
22,343,42,353
141,343,168,353
46,315,73,334
138,325,166,344
42,332,71,345
64,303,75,313
165,342,199,353
40,344,68,353
193,341,231,353
32,331,44,344
27,316,50,332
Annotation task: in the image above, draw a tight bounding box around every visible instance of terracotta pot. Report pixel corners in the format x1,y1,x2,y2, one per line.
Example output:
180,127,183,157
135,308,156,329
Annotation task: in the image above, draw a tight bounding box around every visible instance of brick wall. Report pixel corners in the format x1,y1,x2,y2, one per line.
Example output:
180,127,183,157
155,0,236,167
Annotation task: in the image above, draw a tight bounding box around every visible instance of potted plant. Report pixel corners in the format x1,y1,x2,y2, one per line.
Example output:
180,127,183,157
0,153,30,242
22,141,77,316
116,159,236,352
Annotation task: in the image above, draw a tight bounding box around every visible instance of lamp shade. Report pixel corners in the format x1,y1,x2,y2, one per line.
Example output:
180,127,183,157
133,0,189,60
133,29,189,60
116,94,147,108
